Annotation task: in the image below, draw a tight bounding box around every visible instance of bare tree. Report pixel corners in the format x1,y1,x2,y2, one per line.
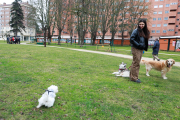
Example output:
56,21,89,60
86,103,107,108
30,0,55,47
116,1,128,46
67,0,74,45
127,0,152,37
27,4,37,39
88,0,100,45
53,0,69,45
109,0,121,46
98,0,112,44
72,0,90,46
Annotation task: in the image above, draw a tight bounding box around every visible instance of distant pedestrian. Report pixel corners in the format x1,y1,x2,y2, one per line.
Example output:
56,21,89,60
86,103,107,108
130,18,150,83
7,36,9,44
12,36,15,43
152,38,160,61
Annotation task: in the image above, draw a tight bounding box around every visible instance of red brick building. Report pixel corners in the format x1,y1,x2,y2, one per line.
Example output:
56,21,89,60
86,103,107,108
51,0,180,46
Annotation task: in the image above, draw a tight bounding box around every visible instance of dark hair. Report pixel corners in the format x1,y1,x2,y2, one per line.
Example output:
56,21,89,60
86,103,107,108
137,18,150,41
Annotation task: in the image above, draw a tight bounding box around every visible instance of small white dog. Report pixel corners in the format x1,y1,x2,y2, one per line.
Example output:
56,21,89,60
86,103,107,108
37,85,58,108
112,62,130,77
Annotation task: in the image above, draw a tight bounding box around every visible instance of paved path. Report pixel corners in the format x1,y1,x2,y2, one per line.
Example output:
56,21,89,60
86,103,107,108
18,43,180,67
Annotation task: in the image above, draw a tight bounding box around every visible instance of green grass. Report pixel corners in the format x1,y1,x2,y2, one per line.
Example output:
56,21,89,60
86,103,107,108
44,42,180,62
0,43,180,119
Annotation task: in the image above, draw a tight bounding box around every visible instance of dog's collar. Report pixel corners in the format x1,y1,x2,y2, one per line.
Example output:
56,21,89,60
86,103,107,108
45,90,53,95
119,69,126,70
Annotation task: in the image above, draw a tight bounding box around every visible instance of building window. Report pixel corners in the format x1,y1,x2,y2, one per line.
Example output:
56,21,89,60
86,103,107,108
124,6,129,8
145,0,149,2
153,18,156,21
164,17,168,20
178,12,180,14
163,30,167,33
140,0,144,2
166,4,170,7
145,6,148,9
159,5,163,8
178,5,180,7
152,24,156,27
170,3,178,5
168,29,174,31
177,19,179,21
158,18,161,20
154,5,158,8
160,0,163,1
176,25,178,27
139,6,143,9
157,24,161,27
156,30,160,33
165,11,169,14
175,32,178,34
144,12,148,15
158,11,162,14
163,24,167,26
155,0,158,1
152,30,155,33
153,12,157,14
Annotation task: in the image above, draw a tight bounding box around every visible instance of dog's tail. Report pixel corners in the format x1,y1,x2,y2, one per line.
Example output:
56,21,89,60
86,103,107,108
140,59,146,65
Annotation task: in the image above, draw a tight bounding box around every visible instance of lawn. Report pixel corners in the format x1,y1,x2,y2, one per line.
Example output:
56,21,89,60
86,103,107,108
0,43,180,119
43,42,180,62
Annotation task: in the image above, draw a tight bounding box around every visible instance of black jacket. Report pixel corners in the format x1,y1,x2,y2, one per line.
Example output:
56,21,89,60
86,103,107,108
152,40,160,55
130,29,148,51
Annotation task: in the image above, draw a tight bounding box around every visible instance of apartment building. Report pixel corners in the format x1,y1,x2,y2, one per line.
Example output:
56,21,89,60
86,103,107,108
0,2,35,41
149,0,180,40
50,0,180,44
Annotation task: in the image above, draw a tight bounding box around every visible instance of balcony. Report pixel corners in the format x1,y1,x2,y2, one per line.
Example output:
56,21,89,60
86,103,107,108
168,25,175,29
168,18,176,24
170,5,178,11
169,11,177,17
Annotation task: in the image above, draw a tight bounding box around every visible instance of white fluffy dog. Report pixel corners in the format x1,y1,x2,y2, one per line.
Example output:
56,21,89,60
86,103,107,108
112,62,130,77
37,85,58,108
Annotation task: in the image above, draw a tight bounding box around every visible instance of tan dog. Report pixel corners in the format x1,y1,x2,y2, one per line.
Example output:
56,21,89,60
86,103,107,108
141,59,175,79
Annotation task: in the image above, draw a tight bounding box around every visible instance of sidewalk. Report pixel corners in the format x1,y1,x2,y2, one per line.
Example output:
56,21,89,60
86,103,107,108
20,43,180,67
66,48,180,67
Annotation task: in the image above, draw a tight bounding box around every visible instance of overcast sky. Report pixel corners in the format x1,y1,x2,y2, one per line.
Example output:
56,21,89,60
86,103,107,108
1,0,28,4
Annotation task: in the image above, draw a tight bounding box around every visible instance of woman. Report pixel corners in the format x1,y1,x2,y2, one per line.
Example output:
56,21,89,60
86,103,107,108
130,19,150,83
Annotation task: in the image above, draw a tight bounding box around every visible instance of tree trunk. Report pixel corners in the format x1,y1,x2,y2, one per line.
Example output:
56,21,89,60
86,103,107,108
44,28,46,47
111,32,115,46
121,31,124,46
102,32,106,44
58,28,62,45
92,32,96,45
70,36,72,45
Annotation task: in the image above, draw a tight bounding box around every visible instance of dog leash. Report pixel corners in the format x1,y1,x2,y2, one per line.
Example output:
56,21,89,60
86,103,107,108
127,66,131,71
45,90,53,95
